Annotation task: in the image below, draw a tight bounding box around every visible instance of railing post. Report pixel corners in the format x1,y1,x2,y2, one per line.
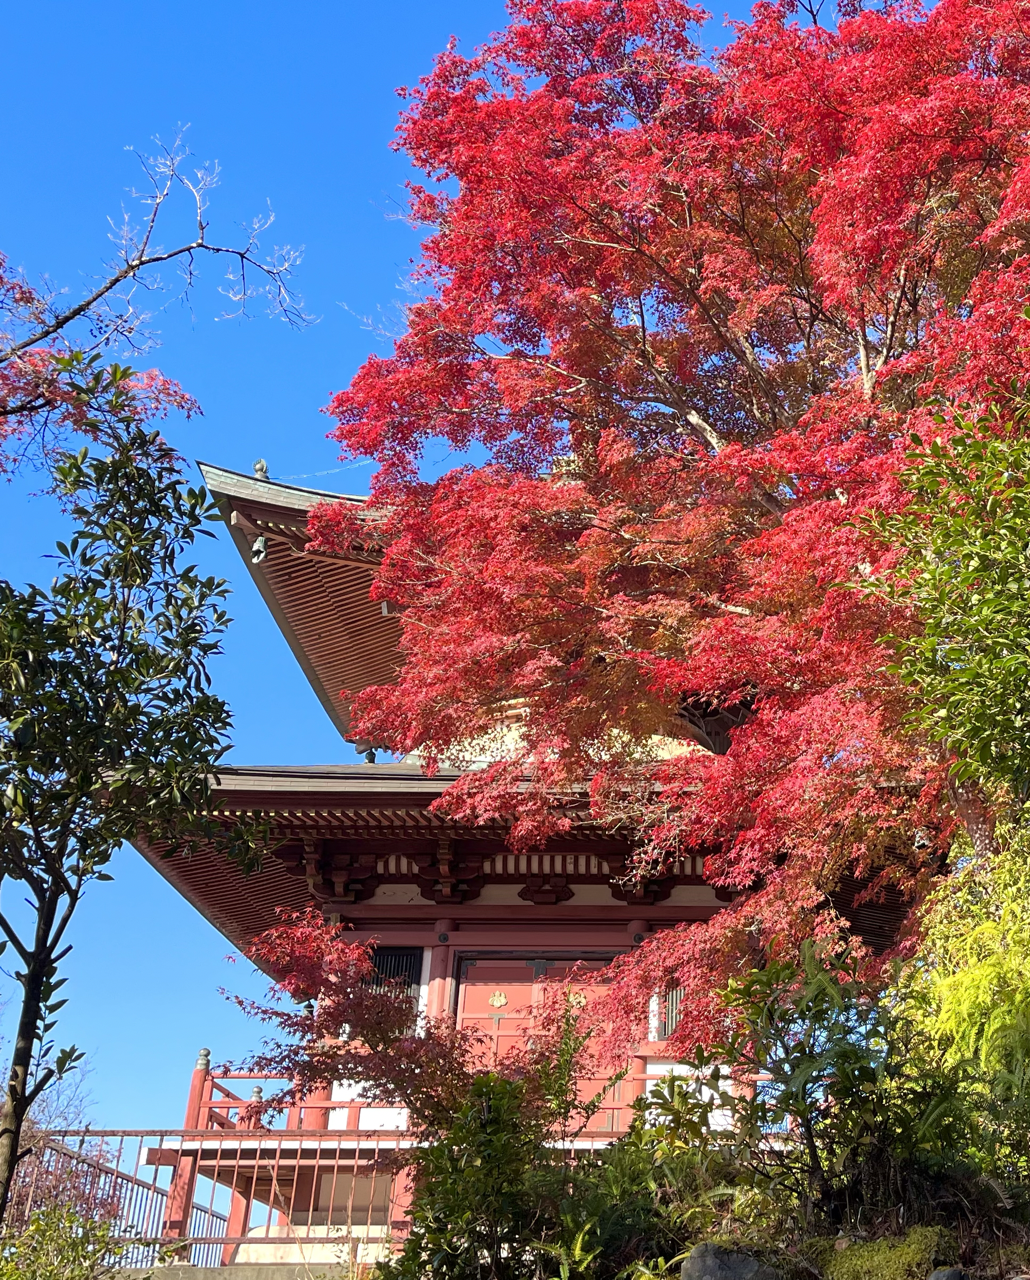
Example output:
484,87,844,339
286,1076,304,1130
161,1048,211,1252
184,1047,211,1129
389,1162,414,1253
220,1086,263,1266
222,1152,257,1266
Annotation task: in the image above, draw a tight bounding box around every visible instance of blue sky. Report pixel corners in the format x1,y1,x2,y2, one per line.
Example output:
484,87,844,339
0,0,752,1127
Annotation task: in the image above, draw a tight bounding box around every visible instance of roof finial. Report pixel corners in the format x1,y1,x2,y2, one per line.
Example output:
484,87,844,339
253,458,269,481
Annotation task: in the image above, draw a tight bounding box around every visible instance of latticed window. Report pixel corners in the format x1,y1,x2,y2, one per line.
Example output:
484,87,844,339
659,987,684,1040
369,946,423,999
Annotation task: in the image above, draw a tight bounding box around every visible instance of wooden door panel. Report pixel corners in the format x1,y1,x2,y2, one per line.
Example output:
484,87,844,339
457,959,537,1063
456,958,614,1068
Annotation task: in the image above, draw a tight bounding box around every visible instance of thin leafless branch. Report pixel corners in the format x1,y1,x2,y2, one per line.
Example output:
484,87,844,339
0,126,310,368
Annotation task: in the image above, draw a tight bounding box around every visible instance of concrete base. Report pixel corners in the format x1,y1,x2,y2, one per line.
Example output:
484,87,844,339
121,1269,355,1279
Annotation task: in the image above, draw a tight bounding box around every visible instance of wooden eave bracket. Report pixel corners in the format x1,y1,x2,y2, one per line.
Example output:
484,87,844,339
229,508,381,567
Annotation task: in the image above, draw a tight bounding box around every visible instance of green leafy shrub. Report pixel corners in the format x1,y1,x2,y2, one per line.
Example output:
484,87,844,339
640,942,985,1241
903,824,1030,1081
377,1073,675,1280
0,1206,133,1280
380,1074,549,1280
375,990,665,1280
875,396,1030,792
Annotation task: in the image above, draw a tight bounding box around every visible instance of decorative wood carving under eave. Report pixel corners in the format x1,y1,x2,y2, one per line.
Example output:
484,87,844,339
283,838,384,905
410,838,486,905
608,877,677,906
518,875,574,904
272,836,709,908
602,850,678,906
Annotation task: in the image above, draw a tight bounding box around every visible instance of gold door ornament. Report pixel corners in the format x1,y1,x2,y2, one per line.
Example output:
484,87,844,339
488,990,508,1008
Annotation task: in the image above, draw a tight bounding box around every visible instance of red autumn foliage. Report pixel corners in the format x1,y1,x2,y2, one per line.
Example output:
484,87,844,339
236,910,613,1133
0,251,198,471
309,0,1030,1048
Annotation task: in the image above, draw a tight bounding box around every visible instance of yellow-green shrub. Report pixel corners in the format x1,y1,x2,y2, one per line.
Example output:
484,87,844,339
822,1227,952,1280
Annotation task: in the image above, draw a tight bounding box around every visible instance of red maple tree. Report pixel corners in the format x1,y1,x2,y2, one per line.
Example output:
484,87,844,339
310,0,1030,1049
236,909,613,1135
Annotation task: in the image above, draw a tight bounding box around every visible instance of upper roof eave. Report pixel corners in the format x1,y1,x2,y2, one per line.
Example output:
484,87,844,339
192,462,399,746
196,461,368,511
212,762,462,798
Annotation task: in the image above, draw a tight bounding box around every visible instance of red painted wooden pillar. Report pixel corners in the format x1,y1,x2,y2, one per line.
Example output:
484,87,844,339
162,1048,210,1247
425,923,455,1020
221,1085,262,1266
302,1082,332,1129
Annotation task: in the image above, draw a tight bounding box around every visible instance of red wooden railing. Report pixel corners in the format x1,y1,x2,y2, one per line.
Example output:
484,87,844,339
8,1048,687,1268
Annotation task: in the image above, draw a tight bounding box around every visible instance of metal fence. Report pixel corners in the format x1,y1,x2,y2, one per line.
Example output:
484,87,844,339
9,1129,417,1269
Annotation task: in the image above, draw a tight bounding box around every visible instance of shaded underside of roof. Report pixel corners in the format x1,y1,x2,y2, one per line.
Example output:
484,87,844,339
197,464,399,743
134,765,460,951
133,766,913,959
829,873,912,956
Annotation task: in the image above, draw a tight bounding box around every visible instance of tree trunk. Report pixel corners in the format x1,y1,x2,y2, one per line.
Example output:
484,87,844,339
798,1111,829,1229
950,778,1001,863
0,953,49,1224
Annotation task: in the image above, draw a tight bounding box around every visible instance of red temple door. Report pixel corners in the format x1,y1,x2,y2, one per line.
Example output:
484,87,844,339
454,957,625,1132
456,958,539,1061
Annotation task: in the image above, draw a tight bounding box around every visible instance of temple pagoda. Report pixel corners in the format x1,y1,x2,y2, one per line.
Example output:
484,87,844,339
134,461,730,1020
116,461,900,1268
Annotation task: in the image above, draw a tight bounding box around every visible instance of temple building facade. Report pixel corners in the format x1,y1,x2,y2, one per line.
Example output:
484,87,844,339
13,461,905,1269
110,461,732,1266
137,460,731,1022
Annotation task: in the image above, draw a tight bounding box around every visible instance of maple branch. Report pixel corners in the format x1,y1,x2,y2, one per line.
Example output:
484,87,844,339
561,200,788,428
875,268,909,376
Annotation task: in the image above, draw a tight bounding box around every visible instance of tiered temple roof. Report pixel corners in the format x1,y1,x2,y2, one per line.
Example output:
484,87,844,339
132,463,907,958
133,465,726,955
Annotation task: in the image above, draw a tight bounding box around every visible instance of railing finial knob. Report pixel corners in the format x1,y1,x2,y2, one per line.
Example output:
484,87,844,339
251,1085,264,1102
196,1047,211,1071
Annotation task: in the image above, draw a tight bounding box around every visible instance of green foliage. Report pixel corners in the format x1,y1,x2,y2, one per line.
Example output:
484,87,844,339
374,949,1022,1278
641,942,981,1239
371,945,1030,1276
380,1073,681,1280
878,393,1030,791
381,1074,549,1280
0,1205,134,1280
1,399,235,869
0,378,262,1215
888,823,1030,1198
904,824,1030,1077
375,995,668,1280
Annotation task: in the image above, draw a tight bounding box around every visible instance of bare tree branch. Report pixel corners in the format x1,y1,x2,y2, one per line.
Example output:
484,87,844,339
0,127,310,368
